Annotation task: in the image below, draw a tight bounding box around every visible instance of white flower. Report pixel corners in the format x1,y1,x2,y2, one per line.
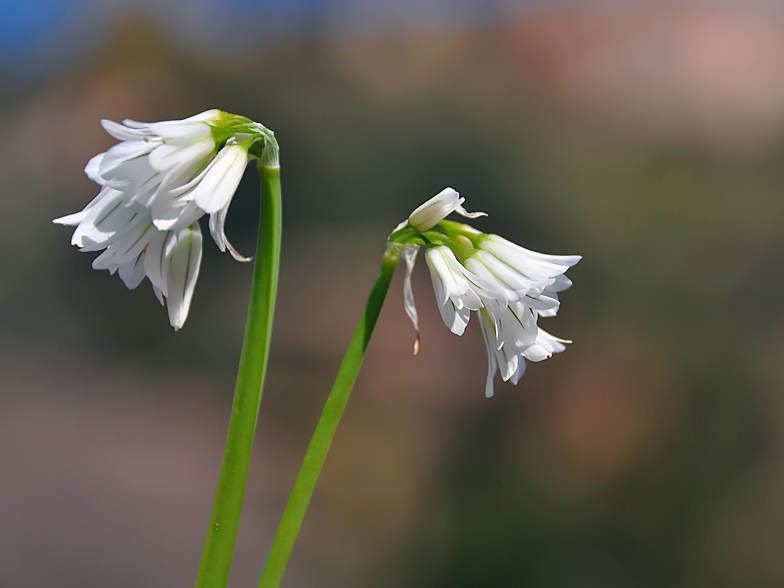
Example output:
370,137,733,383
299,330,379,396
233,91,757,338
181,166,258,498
54,110,277,328
408,187,486,231
394,190,580,397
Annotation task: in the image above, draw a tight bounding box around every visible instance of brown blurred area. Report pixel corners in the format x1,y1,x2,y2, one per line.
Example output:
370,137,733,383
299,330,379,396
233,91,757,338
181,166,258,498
3,3,784,587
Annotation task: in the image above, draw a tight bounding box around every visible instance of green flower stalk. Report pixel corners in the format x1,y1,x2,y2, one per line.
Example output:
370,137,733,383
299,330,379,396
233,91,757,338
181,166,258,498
258,243,400,588
195,159,282,588
258,187,579,586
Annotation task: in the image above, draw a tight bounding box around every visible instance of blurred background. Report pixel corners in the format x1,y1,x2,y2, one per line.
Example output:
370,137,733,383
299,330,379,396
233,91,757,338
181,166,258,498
2,0,784,586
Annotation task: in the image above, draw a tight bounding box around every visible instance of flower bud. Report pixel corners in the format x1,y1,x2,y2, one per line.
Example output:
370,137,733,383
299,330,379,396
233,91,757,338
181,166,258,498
408,187,486,231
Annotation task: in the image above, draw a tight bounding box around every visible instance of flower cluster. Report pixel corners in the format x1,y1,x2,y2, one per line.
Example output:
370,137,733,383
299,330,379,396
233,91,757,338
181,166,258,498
54,110,278,329
391,188,580,397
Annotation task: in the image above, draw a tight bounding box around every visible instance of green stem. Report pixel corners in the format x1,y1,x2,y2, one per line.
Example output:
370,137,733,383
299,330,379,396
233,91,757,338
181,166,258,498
194,164,283,588
257,243,401,588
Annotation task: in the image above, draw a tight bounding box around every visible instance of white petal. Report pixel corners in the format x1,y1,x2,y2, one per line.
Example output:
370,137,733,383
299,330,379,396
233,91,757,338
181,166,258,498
496,303,538,353
424,246,497,335
126,169,166,208
207,205,228,252
464,255,515,308
482,235,581,281
471,250,538,299
55,185,120,229
424,248,452,306
118,252,146,289
522,293,560,313
408,187,486,231
145,120,212,141
498,346,519,382
425,249,471,334
191,145,248,214
185,109,221,123
549,274,574,292
450,306,471,336
164,223,203,330
148,137,214,173
435,293,458,333
522,342,552,362
101,155,156,190
523,329,570,362
101,119,149,141
120,118,150,130
509,358,527,385
152,284,165,305
91,219,155,269
85,153,105,184
143,229,169,297
53,210,88,227
479,309,499,398
98,141,155,177
77,201,144,251
426,247,474,305
151,193,202,232
441,251,485,311
409,187,461,231
208,205,251,262
145,152,214,216
454,203,487,221
66,188,123,246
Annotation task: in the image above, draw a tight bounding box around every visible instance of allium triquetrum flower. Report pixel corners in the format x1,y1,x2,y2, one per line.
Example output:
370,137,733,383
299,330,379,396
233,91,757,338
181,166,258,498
389,188,580,397
53,110,278,330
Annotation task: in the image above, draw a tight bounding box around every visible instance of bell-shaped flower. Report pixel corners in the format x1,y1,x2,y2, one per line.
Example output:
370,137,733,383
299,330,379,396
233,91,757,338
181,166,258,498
391,188,580,397
54,110,278,328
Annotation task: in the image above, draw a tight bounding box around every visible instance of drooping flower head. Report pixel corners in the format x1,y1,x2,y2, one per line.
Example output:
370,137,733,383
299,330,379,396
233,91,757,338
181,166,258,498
389,188,580,397
54,110,278,330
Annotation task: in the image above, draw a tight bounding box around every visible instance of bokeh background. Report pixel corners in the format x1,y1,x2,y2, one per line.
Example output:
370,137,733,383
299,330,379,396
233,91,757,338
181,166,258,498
3,0,784,586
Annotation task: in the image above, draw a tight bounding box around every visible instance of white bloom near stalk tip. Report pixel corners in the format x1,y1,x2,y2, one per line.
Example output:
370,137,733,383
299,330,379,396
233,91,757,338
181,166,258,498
393,188,580,397
54,110,276,329
408,187,486,231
